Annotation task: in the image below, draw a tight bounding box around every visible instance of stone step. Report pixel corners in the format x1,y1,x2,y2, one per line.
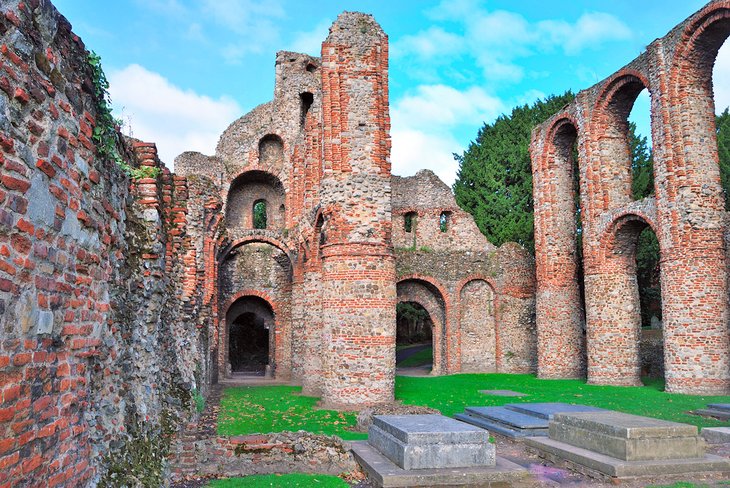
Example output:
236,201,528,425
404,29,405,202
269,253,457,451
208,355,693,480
549,411,703,461
454,412,548,439
506,402,607,420
524,436,730,479
464,406,548,430
693,408,730,421
702,427,730,444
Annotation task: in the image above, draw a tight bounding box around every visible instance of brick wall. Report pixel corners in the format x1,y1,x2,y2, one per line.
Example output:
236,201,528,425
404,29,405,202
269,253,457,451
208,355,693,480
0,2,208,484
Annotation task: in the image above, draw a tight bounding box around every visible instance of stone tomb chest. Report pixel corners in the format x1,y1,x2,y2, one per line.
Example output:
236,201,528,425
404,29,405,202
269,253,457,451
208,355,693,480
368,414,495,470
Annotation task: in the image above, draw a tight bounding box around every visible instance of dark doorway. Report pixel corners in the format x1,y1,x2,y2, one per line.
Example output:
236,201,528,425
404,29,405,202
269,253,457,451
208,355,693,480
226,296,275,376
229,312,269,373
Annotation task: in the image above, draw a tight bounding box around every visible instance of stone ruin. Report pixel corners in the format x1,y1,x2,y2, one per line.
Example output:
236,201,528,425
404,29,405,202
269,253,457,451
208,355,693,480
0,0,728,485
531,0,730,395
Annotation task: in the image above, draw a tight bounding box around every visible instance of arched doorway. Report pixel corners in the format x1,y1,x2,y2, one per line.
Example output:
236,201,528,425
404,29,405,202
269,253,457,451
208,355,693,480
396,302,434,370
396,278,447,374
225,296,275,376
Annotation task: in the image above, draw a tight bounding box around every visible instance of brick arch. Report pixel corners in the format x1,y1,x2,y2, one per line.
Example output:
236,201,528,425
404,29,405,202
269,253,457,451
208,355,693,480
457,277,499,373
220,235,294,263
224,169,287,231
219,290,281,379
396,276,449,374
533,114,585,379
591,71,653,212
599,211,658,256
667,3,730,213
586,211,661,387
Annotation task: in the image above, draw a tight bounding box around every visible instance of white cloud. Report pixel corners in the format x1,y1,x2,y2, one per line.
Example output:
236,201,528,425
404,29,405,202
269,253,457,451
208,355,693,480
108,65,241,167
390,84,506,185
391,129,461,186
201,0,285,62
397,2,633,84
538,13,632,55
287,18,331,56
392,27,463,60
393,84,504,130
714,42,730,113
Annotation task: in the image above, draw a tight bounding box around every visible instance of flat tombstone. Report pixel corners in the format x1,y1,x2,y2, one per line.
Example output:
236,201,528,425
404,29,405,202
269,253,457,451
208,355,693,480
507,402,606,420
549,411,703,461
368,414,495,470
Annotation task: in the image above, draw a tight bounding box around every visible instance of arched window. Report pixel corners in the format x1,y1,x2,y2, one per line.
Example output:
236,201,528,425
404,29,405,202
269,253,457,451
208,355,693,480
253,200,268,229
404,212,417,233
439,211,451,232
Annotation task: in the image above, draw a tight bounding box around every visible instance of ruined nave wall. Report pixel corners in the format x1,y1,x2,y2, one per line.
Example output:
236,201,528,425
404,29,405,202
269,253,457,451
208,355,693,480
0,2,206,485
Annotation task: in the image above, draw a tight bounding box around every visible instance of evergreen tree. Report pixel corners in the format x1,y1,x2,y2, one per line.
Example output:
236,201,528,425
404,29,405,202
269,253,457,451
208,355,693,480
716,108,730,210
453,91,575,253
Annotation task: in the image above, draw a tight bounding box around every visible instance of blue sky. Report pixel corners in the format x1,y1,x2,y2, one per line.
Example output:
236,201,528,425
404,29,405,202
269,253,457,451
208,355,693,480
53,0,726,185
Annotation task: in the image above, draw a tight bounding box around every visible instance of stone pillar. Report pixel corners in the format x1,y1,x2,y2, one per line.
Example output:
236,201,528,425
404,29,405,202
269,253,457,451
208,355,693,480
531,121,585,379
318,12,396,408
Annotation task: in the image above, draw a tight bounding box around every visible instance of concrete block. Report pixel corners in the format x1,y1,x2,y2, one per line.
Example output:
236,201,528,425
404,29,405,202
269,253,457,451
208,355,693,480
454,412,548,438
368,415,494,470
707,404,730,413
351,441,529,487
702,427,730,444
548,411,703,461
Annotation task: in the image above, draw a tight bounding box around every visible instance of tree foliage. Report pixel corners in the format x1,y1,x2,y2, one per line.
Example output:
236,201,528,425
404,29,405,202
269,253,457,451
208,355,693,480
453,91,575,253
717,108,730,210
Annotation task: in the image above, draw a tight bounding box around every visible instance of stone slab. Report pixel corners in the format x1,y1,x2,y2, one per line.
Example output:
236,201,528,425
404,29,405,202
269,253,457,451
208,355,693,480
708,403,730,413
524,436,730,479
506,402,606,420
454,413,548,439
352,441,530,487
478,390,528,397
702,427,730,444
465,406,548,430
552,411,698,439
371,415,489,445
368,424,494,470
549,411,702,461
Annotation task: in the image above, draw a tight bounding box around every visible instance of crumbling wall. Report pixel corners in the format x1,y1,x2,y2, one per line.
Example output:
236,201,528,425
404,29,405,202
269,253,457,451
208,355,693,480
531,0,730,394
0,2,203,485
392,171,536,375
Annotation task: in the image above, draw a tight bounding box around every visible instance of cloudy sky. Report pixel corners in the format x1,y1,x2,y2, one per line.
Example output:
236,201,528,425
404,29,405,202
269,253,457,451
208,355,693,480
54,0,727,185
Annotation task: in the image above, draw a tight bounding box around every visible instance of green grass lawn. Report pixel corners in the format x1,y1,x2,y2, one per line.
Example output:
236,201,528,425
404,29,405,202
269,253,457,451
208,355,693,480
207,474,348,487
217,386,366,440
397,346,433,367
217,374,730,440
396,374,730,427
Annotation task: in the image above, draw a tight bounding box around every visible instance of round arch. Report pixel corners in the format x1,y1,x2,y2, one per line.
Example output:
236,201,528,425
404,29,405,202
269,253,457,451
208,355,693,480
221,291,279,377
219,235,295,264
396,276,448,375
592,71,654,211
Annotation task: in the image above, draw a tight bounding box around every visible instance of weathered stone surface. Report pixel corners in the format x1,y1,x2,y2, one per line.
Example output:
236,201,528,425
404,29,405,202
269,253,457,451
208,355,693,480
352,441,529,487
701,427,730,444
531,1,730,395
464,407,548,430
549,411,703,461
507,403,607,420
368,415,494,470
524,436,730,479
